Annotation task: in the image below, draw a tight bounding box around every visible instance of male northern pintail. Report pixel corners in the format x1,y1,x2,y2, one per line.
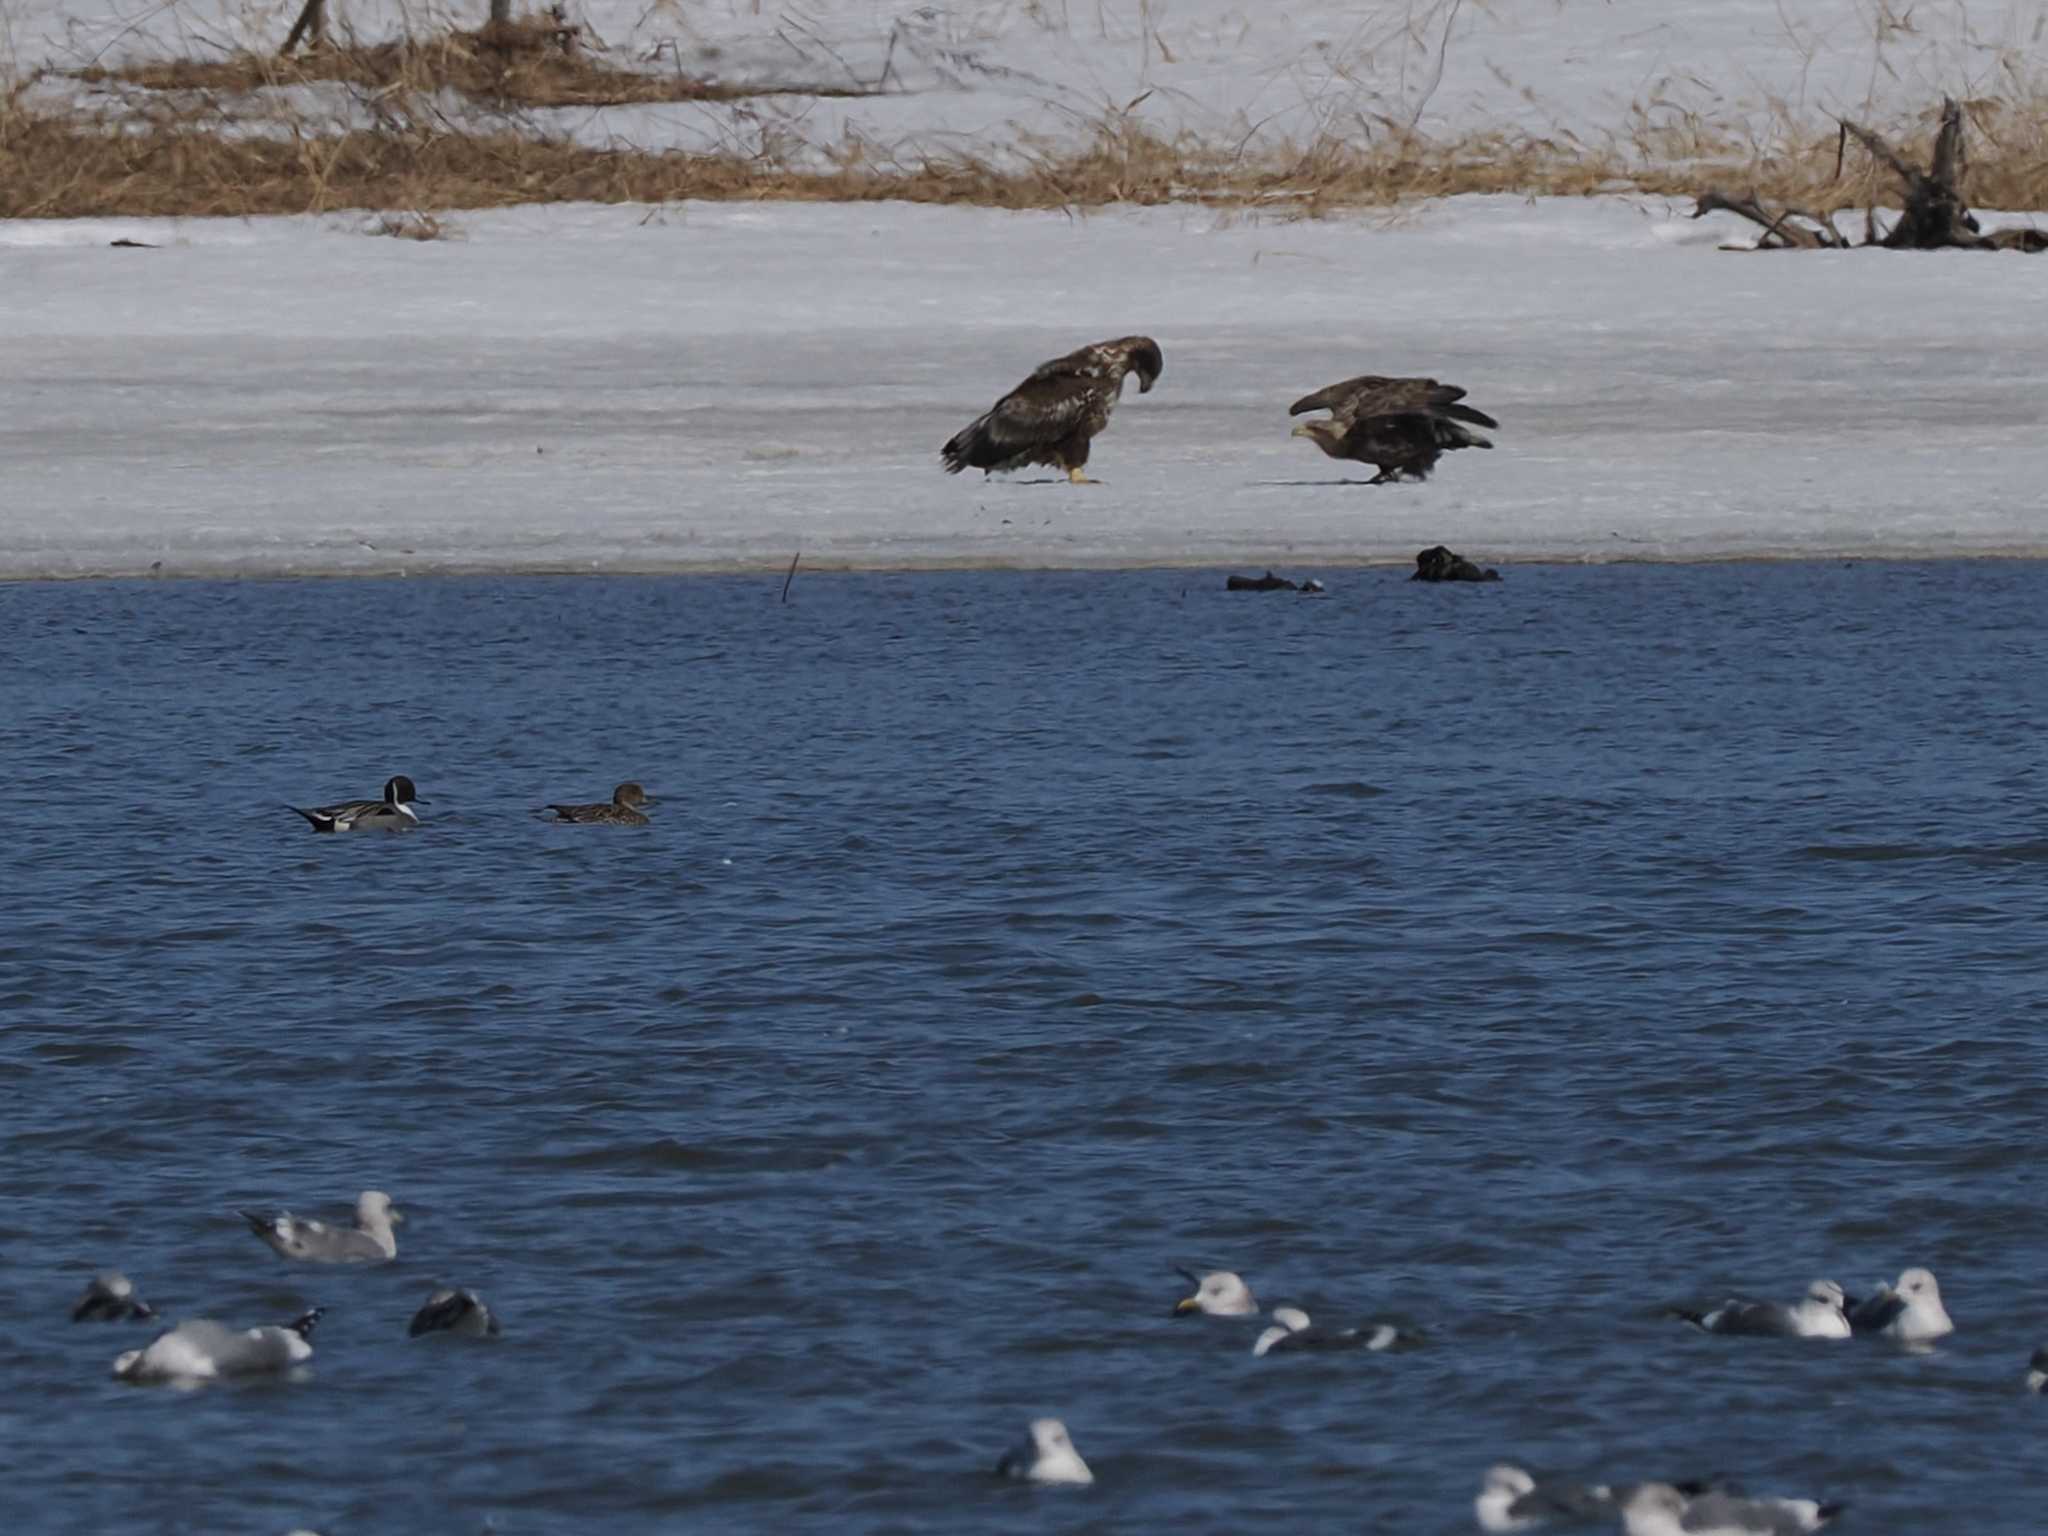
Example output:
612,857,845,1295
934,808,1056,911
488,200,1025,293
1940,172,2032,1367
243,1190,402,1263
286,775,425,833
545,781,653,826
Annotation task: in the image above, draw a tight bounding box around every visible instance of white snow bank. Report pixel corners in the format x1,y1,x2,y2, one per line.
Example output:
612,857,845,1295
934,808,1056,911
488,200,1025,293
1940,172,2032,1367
4,196,2044,578
13,1,2048,159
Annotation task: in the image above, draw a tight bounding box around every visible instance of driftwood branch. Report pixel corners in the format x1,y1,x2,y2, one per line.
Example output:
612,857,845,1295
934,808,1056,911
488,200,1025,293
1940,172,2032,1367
1690,190,1845,249
281,0,325,54
1696,97,2043,253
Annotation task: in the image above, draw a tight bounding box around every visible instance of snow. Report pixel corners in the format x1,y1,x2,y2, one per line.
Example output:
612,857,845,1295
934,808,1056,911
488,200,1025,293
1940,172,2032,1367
5,195,2045,579
4,2,2046,576
15,2,2048,157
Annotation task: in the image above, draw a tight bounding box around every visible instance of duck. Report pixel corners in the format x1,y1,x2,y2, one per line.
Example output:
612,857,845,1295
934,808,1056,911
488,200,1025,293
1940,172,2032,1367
285,775,424,832
544,781,653,826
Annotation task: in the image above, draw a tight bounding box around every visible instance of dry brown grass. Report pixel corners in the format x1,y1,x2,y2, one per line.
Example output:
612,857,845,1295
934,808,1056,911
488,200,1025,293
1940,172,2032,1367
66,16,874,108
9,42,2048,221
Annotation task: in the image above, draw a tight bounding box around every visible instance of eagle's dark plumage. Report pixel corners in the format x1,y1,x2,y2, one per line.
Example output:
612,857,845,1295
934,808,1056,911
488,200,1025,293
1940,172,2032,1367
1289,374,1498,483
941,336,1163,483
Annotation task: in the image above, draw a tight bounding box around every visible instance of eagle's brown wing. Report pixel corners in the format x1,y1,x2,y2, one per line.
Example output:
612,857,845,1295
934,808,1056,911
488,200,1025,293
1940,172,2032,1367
941,373,1107,474
1292,374,1496,431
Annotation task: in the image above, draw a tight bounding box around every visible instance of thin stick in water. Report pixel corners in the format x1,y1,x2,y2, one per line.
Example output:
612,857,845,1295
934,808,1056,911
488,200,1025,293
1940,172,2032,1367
781,550,800,605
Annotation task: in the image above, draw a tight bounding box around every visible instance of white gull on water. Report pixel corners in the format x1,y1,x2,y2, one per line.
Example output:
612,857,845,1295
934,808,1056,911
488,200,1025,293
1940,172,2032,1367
993,1419,1093,1487
1172,1269,1259,1317
1672,1280,1850,1339
243,1190,402,1264
1620,1483,1844,1536
113,1309,325,1386
1252,1306,1400,1358
1844,1267,1954,1343
1475,1466,1622,1533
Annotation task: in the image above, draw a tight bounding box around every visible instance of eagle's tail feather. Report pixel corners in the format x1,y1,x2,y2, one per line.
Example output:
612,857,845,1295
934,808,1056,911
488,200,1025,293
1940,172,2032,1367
1439,402,1500,430
1433,420,1493,451
940,419,987,475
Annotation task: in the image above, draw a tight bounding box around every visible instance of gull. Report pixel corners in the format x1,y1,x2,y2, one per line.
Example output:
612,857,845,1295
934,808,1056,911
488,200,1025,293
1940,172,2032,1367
994,1418,1093,1486
1844,1267,1953,1342
1620,1483,1843,1536
1476,1466,1621,1532
409,1287,499,1338
71,1270,155,1323
113,1308,324,1385
1253,1306,1400,1357
244,1190,401,1263
1670,1280,1849,1339
1172,1268,1259,1317
1477,1468,1722,1533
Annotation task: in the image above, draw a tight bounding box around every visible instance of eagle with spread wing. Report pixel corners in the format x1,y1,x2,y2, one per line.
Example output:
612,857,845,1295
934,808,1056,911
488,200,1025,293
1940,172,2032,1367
941,336,1163,483
1289,374,1498,483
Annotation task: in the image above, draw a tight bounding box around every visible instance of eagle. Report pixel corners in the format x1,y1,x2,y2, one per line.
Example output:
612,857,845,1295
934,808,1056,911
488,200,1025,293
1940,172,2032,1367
1288,374,1498,483
941,335,1163,484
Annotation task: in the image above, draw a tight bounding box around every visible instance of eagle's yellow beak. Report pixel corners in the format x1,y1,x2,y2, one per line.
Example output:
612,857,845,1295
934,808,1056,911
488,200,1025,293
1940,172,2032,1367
1290,423,1312,438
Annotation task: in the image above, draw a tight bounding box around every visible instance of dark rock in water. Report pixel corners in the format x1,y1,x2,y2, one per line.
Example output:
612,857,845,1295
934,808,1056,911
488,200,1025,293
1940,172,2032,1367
1298,578,1326,594
1412,545,1500,583
1227,570,1298,592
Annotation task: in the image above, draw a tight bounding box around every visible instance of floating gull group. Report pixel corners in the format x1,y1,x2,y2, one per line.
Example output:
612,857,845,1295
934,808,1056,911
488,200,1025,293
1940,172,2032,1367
1170,1268,1407,1354
1464,1263,1971,1532
1671,1267,1953,1347
73,1188,500,1392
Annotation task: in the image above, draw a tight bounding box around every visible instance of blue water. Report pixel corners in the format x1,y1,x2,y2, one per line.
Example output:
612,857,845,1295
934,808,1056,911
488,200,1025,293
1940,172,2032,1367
2,562,2045,1535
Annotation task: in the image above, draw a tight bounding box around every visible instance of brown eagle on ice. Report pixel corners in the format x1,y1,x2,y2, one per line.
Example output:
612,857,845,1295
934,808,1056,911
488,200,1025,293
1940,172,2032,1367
1289,374,1498,483
941,336,1163,484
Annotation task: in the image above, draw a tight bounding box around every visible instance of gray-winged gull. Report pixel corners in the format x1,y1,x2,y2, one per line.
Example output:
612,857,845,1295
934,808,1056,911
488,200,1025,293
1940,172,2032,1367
1172,1268,1259,1317
244,1190,401,1263
1476,1465,1622,1532
994,1418,1093,1486
1253,1305,1401,1357
71,1270,155,1323
409,1287,499,1338
1620,1482,1843,1536
113,1308,324,1385
1844,1267,1952,1342
1671,1280,1849,1339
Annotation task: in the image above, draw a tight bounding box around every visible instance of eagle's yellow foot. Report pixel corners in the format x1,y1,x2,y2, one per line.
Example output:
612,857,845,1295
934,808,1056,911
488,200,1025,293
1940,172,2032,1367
1066,467,1100,485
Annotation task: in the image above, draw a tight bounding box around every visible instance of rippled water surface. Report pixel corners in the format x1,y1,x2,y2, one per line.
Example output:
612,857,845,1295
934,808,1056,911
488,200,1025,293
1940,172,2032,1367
4,562,2046,1535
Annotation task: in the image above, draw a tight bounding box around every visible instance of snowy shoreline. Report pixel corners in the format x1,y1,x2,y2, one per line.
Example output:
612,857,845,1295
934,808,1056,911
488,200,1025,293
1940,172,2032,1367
6,195,2046,580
